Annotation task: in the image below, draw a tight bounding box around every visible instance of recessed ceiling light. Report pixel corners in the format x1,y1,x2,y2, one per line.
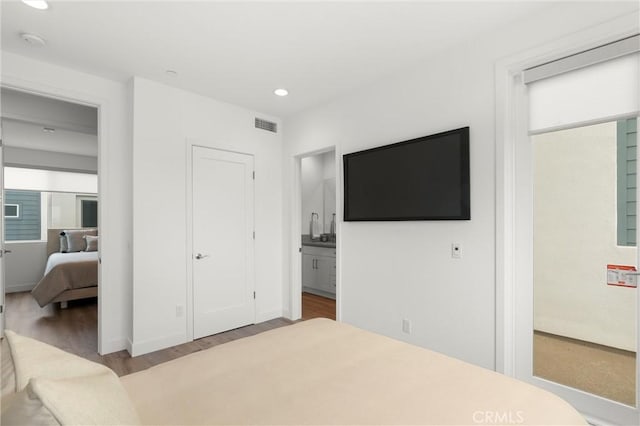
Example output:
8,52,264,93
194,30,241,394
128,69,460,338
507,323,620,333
21,0,49,10
20,32,46,47
274,88,289,97
165,70,178,76
43,127,55,133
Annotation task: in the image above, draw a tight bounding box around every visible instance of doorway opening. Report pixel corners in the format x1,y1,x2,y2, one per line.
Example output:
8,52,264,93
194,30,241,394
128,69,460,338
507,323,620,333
298,149,337,321
1,87,100,357
532,119,637,406
497,29,640,425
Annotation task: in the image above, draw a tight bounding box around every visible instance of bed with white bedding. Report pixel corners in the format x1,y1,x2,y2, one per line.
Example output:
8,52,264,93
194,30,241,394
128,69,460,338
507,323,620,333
43,251,99,276
1,319,587,426
30,228,99,307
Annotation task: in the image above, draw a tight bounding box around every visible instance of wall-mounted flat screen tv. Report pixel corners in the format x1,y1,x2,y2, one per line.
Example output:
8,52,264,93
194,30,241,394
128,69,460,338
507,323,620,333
343,127,470,221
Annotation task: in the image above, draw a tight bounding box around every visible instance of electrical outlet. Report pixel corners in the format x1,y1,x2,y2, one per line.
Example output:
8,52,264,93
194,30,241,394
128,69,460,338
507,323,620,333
451,243,462,259
176,305,184,317
402,318,412,334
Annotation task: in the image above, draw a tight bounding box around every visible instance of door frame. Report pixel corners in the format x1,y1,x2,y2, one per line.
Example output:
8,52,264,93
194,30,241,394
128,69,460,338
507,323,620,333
496,12,640,425
0,81,107,354
290,146,340,321
185,140,256,341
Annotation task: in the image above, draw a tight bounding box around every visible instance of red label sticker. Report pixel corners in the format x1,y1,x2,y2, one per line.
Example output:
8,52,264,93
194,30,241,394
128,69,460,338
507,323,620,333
607,264,638,288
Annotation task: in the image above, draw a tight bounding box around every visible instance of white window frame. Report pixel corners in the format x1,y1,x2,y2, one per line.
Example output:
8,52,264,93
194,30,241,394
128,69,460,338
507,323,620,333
4,204,20,219
76,195,98,228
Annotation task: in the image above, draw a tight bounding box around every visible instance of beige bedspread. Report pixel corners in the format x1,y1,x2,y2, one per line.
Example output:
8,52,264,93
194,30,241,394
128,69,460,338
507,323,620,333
31,261,98,307
121,319,586,425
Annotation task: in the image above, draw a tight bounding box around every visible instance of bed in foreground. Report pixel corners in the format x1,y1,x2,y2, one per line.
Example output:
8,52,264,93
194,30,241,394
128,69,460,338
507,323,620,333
2,319,586,425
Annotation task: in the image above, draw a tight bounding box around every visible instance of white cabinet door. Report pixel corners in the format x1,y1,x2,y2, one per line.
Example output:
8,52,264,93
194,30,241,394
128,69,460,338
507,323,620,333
301,246,336,296
315,256,335,294
192,146,255,339
302,254,317,289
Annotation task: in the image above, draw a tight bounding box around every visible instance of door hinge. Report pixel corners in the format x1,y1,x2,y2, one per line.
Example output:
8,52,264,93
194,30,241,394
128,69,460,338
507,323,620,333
252,231,255,239
0,305,3,314
252,171,255,180
253,291,256,299
299,247,302,253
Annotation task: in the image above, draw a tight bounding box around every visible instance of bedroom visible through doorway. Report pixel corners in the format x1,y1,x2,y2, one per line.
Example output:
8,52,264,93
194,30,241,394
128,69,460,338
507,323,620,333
1,88,100,355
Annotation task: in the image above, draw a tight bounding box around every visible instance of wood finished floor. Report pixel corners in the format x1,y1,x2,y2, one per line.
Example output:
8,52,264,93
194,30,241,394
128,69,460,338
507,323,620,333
5,291,635,405
4,292,292,377
301,292,336,320
5,291,335,377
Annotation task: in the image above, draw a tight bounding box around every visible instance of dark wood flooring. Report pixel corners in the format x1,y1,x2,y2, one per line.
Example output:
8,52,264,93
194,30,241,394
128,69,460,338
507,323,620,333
4,291,292,377
5,291,336,377
11,292,634,405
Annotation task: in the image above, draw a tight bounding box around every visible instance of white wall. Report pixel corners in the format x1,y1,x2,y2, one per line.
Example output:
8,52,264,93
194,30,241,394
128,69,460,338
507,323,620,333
1,52,133,354
4,241,47,293
283,2,639,369
533,122,635,351
131,77,283,355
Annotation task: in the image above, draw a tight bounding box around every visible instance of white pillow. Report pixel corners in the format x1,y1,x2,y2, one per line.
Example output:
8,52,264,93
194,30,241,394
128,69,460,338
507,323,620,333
84,235,99,252
4,330,107,390
1,331,139,426
61,229,97,253
1,337,16,396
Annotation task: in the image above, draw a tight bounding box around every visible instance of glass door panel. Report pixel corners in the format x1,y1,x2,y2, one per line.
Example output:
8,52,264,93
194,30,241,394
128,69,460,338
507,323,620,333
532,119,637,407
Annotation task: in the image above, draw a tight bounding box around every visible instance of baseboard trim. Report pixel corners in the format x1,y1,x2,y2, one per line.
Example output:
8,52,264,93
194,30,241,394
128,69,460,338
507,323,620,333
6,283,36,293
256,309,283,323
130,332,187,357
100,338,128,355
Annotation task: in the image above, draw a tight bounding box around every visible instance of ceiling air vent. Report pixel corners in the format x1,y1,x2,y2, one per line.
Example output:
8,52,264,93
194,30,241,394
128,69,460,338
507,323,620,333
255,117,277,133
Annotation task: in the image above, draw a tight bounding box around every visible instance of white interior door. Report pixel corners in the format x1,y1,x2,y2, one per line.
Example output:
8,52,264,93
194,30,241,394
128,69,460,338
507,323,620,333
192,146,255,339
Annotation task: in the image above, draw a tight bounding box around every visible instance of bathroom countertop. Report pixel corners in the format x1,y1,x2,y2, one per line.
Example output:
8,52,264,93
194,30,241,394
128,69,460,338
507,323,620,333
301,234,336,249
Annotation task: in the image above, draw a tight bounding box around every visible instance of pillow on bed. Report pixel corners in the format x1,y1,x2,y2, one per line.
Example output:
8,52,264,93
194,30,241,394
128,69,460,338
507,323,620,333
84,235,98,252
3,372,140,426
1,337,16,397
1,331,139,425
61,229,97,253
58,235,68,253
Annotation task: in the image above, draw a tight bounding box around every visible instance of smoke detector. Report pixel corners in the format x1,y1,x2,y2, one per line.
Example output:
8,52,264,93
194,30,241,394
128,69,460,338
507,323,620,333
20,32,46,47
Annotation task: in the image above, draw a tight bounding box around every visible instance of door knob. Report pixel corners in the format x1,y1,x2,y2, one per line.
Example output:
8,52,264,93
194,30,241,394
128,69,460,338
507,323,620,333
195,253,210,260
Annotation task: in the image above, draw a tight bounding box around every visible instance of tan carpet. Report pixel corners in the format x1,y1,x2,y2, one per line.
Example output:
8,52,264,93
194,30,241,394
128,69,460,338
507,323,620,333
534,331,636,406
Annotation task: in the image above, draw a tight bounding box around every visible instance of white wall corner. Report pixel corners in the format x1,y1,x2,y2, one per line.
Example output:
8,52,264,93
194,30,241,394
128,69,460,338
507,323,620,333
100,338,129,356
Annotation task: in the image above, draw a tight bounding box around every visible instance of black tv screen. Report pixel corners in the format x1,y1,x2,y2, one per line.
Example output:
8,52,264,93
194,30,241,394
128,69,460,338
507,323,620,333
343,127,470,221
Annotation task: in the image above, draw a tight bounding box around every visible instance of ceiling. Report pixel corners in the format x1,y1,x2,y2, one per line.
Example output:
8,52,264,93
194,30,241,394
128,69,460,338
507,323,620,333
1,88,98,156
1,1,558,117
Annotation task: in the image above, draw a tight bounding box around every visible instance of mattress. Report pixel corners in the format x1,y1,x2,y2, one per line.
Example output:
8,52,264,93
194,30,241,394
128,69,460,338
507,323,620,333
44,251,99,275
121,318,586,425
31,252,99,307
